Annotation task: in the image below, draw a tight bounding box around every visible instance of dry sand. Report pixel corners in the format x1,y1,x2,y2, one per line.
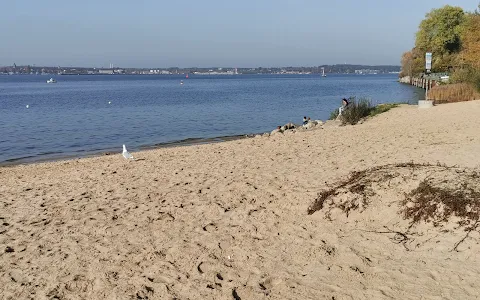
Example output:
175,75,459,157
1,100,480,300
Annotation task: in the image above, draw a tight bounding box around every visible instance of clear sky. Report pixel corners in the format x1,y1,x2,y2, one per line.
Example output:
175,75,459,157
1,0,479,68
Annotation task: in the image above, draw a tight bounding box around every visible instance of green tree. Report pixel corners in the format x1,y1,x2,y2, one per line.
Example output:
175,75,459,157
415,5,466,72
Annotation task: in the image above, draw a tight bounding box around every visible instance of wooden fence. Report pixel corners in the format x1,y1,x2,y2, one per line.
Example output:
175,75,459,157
408,77,437,90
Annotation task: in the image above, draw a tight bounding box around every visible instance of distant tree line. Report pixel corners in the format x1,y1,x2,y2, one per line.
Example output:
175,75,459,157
400,3,480,90
240,65,399,74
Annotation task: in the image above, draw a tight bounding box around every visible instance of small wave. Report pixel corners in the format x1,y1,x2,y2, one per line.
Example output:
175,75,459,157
148,134,248,149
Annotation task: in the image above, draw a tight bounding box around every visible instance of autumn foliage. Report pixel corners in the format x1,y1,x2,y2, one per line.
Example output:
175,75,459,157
461,14,480,70
401,4,480,101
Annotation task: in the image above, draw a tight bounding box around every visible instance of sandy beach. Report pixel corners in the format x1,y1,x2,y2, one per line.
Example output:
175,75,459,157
2,100,480,299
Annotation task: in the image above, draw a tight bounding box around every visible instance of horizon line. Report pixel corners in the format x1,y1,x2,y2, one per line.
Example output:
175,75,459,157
2,63,401,69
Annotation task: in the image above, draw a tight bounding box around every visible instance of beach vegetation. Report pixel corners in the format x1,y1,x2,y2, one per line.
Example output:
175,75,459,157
307,163,480,251
428,83,480,103
329,98,399,125
369,103,399,117
451,67,480,90
329,110,339,120
340,98,374,125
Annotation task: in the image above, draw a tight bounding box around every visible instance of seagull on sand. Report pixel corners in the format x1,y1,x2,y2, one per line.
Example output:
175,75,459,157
122,144,134,160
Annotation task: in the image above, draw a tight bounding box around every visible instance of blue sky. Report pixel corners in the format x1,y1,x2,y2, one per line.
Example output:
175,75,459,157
1,0,479,68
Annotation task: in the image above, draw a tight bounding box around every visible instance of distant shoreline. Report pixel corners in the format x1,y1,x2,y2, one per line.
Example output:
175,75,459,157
1,64,401,76
1,72,401,76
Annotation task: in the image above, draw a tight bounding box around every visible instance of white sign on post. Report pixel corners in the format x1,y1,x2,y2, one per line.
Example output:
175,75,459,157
425,52,432,102
425,52,432,72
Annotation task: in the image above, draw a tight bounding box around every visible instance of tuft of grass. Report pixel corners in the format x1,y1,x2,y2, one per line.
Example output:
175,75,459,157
369,103,399,117
329,98,401,124
329,110,339,120
339,98,373,125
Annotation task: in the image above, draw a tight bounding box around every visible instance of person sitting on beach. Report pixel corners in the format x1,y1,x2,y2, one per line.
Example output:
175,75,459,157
303,116,308,125
338,98,349,116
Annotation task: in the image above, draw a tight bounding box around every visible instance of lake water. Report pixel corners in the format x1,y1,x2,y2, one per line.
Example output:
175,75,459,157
0,74,423,164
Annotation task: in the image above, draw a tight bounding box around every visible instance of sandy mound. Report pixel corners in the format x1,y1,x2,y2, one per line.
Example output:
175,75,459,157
308,163,480,253
301,163,480,299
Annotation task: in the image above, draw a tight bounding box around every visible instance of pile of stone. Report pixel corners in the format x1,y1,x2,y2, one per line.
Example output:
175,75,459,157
248,118,347,139
269,119,325,136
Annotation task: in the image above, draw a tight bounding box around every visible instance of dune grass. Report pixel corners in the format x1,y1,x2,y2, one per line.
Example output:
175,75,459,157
428,83,480,103
369,103,399,117
329,98,400,125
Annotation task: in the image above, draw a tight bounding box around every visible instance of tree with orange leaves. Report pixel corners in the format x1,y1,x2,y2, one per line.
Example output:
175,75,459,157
460,14,480,69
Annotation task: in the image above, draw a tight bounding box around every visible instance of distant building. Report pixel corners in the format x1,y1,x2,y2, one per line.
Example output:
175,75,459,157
355,69,379,75
98,69,114,74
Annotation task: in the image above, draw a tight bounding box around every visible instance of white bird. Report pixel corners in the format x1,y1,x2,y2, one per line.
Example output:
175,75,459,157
26,105,29,108
108,101,111,104
122,144,134,160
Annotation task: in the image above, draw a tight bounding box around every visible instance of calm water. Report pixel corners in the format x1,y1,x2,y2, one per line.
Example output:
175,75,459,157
0,74,422,164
